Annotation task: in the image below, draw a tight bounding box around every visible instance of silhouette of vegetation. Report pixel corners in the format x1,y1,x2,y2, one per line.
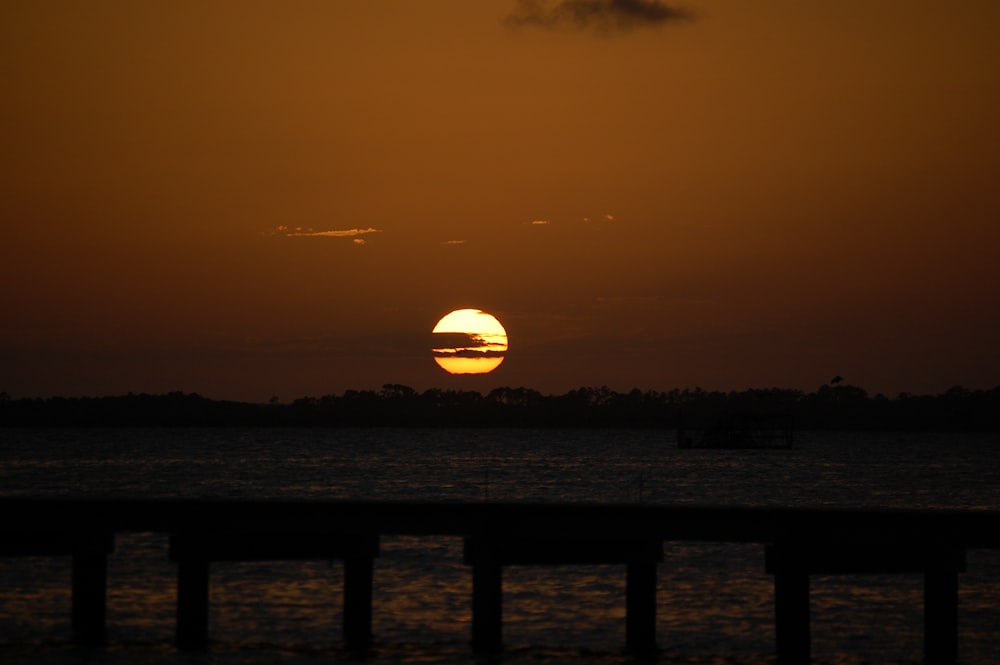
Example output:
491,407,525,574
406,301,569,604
0,385,998,430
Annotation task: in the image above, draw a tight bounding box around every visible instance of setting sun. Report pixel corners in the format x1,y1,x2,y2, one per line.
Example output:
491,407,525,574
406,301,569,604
432,309,508,375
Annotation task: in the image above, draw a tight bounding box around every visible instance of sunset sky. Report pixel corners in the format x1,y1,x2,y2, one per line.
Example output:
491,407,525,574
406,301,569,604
3,1,999,402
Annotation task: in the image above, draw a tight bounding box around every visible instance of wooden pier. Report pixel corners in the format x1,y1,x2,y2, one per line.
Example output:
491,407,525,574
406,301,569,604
2,499,999,663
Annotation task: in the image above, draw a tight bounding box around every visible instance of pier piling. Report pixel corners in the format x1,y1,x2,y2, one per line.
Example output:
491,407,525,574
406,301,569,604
343,554,375,649
71,532,113,646
0,530,113,646
169,529,379,649
175,555,210,649
464,536,663,655
626,559,658,656
71,551,108,645
766,543,966,665
470,559,503,652
925,567,960,664
772,566,810,664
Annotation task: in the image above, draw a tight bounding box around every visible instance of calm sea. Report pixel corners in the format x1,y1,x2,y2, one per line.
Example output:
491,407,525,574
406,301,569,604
0,427,997,665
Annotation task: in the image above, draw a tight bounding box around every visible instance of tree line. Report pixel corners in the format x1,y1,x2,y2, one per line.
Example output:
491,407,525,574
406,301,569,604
1,384,998,430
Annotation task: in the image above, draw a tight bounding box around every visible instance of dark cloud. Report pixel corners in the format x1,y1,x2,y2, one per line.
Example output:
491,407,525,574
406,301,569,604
436,347,506,359
506,0,692,32
432,331,480,350
431,332,507,355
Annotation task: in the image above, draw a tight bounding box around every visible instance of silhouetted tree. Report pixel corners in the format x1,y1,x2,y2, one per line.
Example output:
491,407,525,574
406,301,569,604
1,385,998,430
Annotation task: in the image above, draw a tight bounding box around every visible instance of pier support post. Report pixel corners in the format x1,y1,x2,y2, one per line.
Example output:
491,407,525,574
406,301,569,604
773,568,810,665
465,537,662,654
71,549,108,645
924,567,959,664
175,556,209,649
170,530,379,650
768,542,966,665
471,559,502,653
625,560,657,656
70,531,113,646
343,554,374,649
1,531,113,646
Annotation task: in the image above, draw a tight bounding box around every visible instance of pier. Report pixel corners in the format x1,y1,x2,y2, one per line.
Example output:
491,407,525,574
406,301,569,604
2,499,999,663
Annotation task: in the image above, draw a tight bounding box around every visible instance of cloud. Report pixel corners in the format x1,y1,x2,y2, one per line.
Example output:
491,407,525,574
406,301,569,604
432,331,508,357
434,347,507,359
284,227,382,238
578,212,616,222
506,0,692,32
443,239,466,245
266,226,382,242
531,219,551,225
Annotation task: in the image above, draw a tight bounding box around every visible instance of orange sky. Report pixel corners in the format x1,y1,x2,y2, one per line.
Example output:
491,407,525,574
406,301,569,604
2,1,999,401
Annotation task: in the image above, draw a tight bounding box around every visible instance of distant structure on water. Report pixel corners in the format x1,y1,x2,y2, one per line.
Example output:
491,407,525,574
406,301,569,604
677,412,795,449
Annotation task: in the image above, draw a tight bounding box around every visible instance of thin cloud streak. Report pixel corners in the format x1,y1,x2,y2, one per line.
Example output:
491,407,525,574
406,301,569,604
264,226,383,242
284,227,382,238
506,0,692,32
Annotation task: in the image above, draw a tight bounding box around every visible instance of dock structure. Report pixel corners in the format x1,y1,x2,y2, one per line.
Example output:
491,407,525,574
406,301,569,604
1,500,999,663
765,542,966,664
463,535,663,655
168,529,379,649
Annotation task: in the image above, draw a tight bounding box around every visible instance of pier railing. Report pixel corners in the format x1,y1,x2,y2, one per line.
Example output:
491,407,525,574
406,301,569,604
2,499,999,664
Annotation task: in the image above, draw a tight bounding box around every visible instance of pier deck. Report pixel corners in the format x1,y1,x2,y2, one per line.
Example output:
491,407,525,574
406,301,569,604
2,499,999,663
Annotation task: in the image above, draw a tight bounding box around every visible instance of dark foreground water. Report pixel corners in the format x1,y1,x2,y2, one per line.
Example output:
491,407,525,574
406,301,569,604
0,427,998,665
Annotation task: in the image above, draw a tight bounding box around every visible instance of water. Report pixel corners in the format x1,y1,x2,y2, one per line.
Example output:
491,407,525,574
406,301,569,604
0,428,997,664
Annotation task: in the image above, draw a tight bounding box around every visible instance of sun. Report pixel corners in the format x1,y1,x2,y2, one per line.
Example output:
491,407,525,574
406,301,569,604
432,309,508,375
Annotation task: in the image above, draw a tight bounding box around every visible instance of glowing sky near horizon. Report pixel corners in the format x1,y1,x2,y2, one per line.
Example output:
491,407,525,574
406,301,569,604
1,1,998,401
